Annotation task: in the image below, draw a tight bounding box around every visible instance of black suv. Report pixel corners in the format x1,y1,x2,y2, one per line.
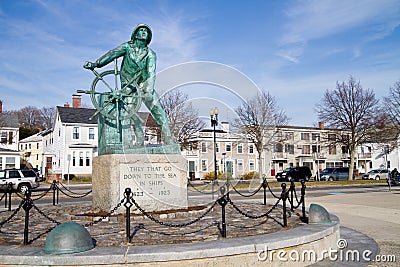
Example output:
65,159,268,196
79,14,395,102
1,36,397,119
275,166,312,182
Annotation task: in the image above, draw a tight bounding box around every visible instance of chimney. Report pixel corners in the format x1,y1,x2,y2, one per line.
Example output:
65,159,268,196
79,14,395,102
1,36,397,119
72,94,82,108
318,121,324,129
64,102,70,108
0,100,2,113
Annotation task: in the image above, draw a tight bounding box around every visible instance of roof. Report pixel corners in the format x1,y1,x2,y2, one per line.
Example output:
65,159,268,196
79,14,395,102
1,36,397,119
0,147,22,155
56,106,157,127
0,112,19,128
20,132,43,143
57,106,98,124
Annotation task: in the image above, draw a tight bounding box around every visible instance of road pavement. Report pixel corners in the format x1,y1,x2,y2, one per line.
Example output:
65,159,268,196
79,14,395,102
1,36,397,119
306,185,400,266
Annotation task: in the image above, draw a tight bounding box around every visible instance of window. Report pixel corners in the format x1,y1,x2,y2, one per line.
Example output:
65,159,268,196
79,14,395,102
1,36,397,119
302,145,311,154
274,143,283,152
20,144,23,150
237,159,244,172
1,132,7,144
201,160,208,172
328,134,336,141
226,143,231,152
275,131,283,140
237,144,243,154
311,133,320,141
301,133,310,140
79,152,84,166
36,154,39,160
285,144,294,154
249,160,255,171
89,128,95,139
201,142,207,153
8,132,13,144
9,170,21,178
5,157,15,169
215,142,219,153
387,161,391,169
329,144,336,155
249,144,254,154
73,127,79,139
285,132,294,140
86,152,90,166
36,143,39,149
0,157,2,169
312,145,320,153
29,144,31,149
72,152,76,166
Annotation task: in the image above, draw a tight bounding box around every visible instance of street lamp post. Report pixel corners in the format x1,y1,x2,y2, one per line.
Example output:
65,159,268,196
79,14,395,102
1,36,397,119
210,107,219,199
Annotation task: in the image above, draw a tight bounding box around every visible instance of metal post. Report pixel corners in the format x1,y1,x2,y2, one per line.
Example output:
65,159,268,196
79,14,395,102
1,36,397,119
301,180,307,220
281,183,287,227
124,188,132,243
262,178,267,205
52,180,57,206
290,179,295,212
210,107,218,200
217,195,228,238
22,190,33,245
7,183,12,211
56,182,59,205
213,122,217,199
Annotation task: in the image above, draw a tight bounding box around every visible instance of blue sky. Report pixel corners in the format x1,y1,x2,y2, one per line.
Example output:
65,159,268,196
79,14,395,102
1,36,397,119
0,0,399,127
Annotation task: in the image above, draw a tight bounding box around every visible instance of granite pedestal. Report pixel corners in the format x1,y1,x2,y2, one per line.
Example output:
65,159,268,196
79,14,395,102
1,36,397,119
92,154,188,213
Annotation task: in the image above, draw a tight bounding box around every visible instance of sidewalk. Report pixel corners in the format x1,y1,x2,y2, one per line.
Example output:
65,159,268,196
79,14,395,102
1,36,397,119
306,186,400,266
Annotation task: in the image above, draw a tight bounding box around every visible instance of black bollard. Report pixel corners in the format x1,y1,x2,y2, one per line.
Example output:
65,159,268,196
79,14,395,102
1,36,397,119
262,178,267,205
7,183,12,211
281,183,287,227
217,191,228,238
301,180,307,221
52,180,57,206
290,179,295,212
124,188,132,243
22,189,33,245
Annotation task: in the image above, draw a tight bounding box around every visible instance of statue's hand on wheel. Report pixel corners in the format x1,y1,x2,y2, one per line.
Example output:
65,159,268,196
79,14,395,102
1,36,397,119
83,61,96,70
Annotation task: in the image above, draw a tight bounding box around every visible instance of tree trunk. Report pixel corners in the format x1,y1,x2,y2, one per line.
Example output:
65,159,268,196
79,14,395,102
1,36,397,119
348,147,357,180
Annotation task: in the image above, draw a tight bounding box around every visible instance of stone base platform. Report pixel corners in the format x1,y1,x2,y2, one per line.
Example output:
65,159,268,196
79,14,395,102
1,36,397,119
92,154,188,214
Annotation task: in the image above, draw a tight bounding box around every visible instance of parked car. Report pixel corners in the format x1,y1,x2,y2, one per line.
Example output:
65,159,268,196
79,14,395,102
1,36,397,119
320,167,350,181
0,169,40,193
362,169,389,180
275,166,312,182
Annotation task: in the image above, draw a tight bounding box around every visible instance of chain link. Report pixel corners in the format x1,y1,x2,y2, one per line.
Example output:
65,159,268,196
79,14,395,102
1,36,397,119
231,183,263,197
57,182,92,197
130,196,219,228
32,203,61,225
84,198,125,227
228,197,282,219
187,182,215,195
0,201,24,227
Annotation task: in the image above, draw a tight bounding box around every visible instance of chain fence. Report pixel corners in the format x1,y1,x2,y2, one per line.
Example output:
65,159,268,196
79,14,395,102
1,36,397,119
0,178,307,246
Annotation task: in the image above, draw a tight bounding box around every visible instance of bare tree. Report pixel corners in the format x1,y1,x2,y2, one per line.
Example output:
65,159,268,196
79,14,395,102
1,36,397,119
233,91,289,178
160,90,206,149
40,106,56,129
315,76,380,180
384,80,400,133
18,106,44,130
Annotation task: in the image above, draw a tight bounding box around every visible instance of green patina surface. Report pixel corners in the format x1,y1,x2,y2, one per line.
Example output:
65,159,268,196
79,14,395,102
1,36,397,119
81,24,177,155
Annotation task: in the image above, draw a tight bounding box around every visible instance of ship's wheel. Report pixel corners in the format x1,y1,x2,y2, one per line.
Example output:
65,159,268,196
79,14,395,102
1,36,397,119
78,59,143,132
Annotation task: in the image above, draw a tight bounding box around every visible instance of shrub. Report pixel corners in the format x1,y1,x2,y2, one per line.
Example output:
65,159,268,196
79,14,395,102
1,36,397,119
203,171,225,180
240,171,259,180
63,174,76,180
